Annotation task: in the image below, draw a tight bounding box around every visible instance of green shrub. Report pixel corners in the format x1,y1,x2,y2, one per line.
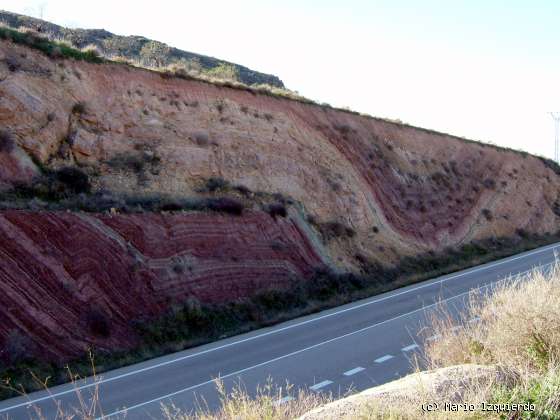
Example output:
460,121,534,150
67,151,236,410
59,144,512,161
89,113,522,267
333,124,352,135
491,373,560,419
538,156,560,176
194,132,209,146
481,208,493,221
203,177,230,192
266,202,287,218
5,55,20,72
56,167,91,194
106,152,150,174
0,27,103,63
85,309,111,338
204,197,244,215
483,178,496,189
4,330,35,364
0,130,15,153
316,221,356,241
233,184,252,196
215,101,225,114
71,101,86,115
7,166,91,201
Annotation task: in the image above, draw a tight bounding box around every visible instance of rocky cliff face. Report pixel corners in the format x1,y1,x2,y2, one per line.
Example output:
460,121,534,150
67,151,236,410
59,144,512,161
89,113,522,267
0,210,324,358
1,38,559,360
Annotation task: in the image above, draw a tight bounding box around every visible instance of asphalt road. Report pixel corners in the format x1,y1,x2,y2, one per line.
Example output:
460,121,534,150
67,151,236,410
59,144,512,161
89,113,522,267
1,242,558,419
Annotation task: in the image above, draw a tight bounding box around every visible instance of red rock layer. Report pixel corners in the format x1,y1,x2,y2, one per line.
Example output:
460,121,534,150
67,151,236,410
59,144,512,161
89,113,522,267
312,117,507,244
0,210,325,359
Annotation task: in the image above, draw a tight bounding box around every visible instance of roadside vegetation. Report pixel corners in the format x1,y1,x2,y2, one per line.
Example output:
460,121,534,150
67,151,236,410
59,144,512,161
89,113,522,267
418,263,560,419
8,262,560,419
342,263,560,419
2,222,560,402
163,262,560,419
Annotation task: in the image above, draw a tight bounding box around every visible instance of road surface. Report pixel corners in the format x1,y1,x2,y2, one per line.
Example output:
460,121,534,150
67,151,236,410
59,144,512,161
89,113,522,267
1,242,558,419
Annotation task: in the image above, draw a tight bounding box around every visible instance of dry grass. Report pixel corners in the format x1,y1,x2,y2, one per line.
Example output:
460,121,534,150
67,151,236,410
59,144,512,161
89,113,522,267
161,378,330,420
12,264,560,419
2,352,107,419
166,265,560,420
424,263,560,376
302,262,560,419
418,261,560,418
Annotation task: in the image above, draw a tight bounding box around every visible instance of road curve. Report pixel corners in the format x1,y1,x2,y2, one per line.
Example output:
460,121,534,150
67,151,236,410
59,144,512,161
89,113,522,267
1,242,558,419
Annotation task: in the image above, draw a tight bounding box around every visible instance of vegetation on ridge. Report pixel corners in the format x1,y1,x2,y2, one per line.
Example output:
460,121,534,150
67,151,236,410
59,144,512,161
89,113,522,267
0,25,103,63
0,10,284,87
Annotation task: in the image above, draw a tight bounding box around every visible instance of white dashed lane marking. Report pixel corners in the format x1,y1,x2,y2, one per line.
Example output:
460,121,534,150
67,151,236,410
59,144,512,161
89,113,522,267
401,343,419,352
343,367,365,376
275,396,294,405
310,380,333,391
374,355,394,363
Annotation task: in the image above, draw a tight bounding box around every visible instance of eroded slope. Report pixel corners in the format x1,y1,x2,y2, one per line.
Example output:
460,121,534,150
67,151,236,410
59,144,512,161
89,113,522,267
1,38,560,360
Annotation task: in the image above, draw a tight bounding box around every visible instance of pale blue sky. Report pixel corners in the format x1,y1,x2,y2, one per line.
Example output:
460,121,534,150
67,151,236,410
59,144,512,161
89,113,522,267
2,1,560,157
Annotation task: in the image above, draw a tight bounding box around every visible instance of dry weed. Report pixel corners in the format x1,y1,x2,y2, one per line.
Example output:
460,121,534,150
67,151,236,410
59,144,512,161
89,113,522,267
161,378,330,420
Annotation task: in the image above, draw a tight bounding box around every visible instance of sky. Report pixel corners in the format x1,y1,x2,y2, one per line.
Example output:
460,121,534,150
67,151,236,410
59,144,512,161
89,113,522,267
2,0,560,158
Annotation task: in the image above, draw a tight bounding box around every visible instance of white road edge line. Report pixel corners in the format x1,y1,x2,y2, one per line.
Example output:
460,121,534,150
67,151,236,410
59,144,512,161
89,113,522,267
343,367,365,376
310,380,333,391
401,344,419,352
1,251,556,414
93,262,553,418
374,355,394,363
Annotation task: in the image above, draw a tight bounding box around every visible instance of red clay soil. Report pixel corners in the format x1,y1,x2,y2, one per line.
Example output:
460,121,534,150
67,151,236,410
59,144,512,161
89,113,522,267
0,210,325,359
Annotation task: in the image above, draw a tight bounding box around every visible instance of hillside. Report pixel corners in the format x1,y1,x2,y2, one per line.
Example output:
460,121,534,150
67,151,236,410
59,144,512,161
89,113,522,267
1,28,560,394
0,10,285,87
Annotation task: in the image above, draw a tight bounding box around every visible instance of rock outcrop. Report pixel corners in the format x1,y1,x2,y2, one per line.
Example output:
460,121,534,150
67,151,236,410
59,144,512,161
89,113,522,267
299,364,515,419
0,210,325,359
0,37,559,360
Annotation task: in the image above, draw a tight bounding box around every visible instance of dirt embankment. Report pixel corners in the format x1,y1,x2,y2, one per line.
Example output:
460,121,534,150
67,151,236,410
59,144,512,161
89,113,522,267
1,38,560,360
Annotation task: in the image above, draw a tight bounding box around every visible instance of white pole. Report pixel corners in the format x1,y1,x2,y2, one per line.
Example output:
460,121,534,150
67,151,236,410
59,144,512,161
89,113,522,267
551,113,560,162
